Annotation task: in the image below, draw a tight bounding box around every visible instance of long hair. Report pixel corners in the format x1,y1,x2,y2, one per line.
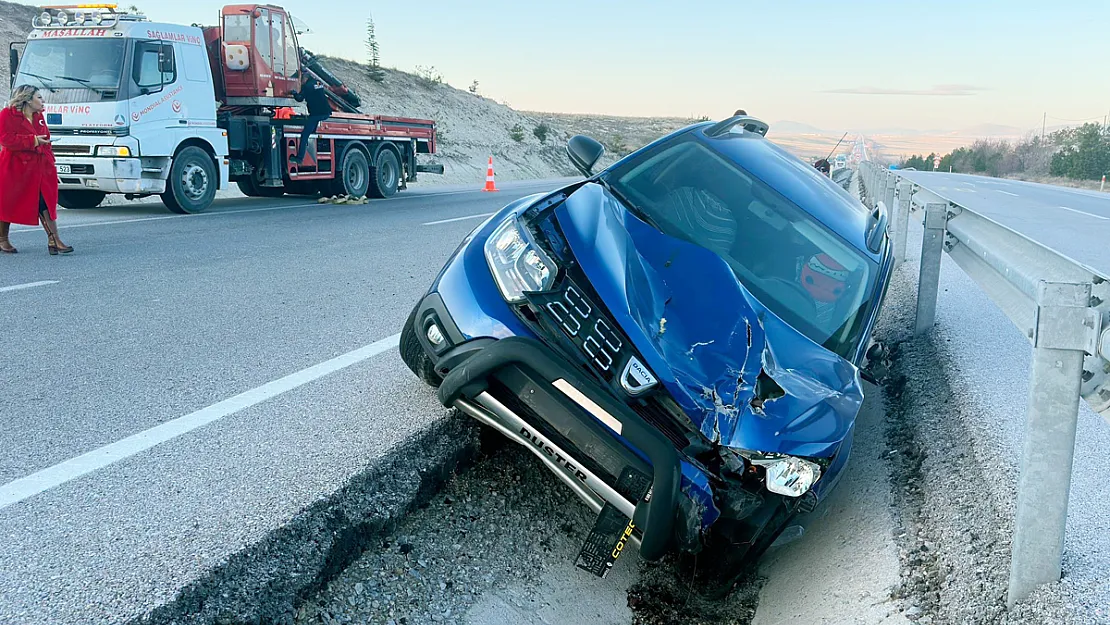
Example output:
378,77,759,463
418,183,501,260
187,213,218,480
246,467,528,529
7,85,39,111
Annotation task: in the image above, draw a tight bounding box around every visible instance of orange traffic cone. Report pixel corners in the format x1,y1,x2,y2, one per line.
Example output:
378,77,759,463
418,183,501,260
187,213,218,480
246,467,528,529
483,156,499,192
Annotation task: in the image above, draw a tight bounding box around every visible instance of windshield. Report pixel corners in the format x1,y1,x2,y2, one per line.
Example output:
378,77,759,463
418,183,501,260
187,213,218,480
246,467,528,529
600,134,879,359
17,38,128,101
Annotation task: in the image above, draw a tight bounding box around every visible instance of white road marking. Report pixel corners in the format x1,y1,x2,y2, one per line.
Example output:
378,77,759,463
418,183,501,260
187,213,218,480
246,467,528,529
9,203,320,233
423,212,495,226
1057,206,1109,221
0,280,59,293
0,332,401,510
996,190,1019,197
10,186,538,233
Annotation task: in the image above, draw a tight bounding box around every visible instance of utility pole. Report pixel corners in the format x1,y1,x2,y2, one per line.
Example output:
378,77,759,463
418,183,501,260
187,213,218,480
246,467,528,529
1042,112,1046,141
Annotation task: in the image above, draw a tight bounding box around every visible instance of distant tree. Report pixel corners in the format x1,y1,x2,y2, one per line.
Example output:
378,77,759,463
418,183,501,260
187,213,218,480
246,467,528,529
509,123,525,143
1050,123,1110,180
469,80,479,94
365,14,385,83
533,122,550,144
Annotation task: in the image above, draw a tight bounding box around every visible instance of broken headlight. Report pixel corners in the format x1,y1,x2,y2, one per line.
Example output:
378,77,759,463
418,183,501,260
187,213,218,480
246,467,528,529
752,456,822,497
484,216,557,303
738,452,823,498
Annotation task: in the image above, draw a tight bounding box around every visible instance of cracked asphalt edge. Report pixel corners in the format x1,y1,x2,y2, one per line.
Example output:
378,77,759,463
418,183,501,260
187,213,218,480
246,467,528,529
126,412,484,625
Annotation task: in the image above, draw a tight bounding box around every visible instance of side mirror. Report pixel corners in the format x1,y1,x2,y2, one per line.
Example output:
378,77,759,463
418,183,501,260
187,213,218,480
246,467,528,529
9,47,18,87
566,135,604,177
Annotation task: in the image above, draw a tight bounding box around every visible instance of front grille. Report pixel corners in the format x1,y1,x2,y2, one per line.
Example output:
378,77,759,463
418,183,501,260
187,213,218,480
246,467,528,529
53,145,91,155
522,213,708,457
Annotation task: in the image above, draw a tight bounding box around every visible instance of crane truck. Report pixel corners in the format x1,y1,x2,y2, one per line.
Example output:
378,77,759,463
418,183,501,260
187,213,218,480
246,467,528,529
8,3,443,214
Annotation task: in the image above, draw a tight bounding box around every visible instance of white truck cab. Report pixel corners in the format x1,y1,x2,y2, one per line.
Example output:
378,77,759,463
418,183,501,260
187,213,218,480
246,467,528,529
11,5,230,212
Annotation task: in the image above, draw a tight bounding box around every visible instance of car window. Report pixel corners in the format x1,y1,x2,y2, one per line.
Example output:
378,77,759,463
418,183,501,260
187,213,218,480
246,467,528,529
603,135,879,359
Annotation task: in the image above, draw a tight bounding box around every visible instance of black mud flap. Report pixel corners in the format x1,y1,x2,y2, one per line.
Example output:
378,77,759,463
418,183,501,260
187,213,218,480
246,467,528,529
575,466,653,578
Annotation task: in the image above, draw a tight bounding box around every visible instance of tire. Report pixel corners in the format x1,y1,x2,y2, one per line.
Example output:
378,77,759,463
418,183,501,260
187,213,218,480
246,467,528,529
399,302,441,388
162,146,217,214
367,148,401,199
330,146,370,198
57,190,106,209
236,172,285,198
690,502,795,599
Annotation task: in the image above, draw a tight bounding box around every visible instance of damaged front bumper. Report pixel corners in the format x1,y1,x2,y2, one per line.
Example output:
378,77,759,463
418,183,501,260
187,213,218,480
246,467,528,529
436,336,687,569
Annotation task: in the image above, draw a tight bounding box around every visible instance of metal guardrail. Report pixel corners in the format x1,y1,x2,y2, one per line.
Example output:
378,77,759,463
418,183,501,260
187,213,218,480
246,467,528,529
856,161,1110,609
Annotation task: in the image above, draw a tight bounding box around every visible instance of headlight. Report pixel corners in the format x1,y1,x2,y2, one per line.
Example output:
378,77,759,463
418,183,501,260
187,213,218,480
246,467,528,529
483,216,557,303
749,455,822,498
95,146,132,157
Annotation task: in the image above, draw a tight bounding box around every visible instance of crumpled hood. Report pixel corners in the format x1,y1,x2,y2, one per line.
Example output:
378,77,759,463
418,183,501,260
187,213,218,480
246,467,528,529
551,183,864,459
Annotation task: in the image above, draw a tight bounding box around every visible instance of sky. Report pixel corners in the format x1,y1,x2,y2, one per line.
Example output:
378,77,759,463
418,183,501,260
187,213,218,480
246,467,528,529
44,0,1110,134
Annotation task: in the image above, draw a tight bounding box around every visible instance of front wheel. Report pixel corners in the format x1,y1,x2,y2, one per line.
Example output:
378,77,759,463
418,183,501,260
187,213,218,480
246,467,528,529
162,147,217,214
400,303,441,388
58,190,106,209
367,148,400,199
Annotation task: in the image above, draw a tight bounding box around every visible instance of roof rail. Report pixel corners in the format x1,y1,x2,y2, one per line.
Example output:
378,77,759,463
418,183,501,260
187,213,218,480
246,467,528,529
703,115,770,138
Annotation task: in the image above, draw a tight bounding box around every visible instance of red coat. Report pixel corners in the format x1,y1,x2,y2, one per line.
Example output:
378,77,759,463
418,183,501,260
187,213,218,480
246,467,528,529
0,107,58,226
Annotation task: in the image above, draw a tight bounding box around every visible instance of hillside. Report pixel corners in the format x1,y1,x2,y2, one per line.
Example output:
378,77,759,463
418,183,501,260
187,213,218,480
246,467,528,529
0,1,38,99
315,57,620,185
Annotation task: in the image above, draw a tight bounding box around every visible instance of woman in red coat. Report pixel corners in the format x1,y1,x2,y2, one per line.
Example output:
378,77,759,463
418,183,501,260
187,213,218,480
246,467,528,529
0,84,72,255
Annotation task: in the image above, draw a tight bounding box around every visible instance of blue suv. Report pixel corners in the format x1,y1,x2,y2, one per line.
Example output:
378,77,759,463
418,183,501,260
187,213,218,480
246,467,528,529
400,115,894,590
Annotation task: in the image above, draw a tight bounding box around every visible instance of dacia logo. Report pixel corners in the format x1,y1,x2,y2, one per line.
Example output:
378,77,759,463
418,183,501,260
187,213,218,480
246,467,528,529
621,356,658,396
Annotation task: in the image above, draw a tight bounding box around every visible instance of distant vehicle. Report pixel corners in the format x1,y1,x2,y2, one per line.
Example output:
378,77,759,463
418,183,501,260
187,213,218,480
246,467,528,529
400,114,895,591
10,4,442,213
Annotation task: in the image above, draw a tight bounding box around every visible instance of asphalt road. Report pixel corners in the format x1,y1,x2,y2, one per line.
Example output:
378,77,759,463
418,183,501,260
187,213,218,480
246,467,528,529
896,171,1110,273
0,178,578,624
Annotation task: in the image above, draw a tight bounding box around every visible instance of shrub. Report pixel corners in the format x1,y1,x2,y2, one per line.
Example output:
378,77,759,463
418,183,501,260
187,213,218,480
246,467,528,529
533,122,550,144
414,65,443,88
509,124,525,143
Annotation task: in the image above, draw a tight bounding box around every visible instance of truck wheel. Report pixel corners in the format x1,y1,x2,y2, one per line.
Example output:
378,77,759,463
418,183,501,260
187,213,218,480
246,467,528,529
236,175,284,198
162,147,217,214
367,149,400,199
332,147,370,198
58,190,106,209
400,302,442,388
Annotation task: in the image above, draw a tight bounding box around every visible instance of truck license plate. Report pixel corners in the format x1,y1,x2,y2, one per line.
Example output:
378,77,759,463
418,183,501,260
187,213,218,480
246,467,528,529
56,165,71,174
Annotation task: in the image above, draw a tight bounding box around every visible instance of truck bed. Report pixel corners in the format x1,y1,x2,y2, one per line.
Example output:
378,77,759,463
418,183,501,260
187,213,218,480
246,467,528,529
280,112,437,153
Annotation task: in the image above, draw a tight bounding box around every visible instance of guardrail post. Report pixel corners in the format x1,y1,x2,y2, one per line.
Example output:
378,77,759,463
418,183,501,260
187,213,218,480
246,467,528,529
1007,281,1092,608
915,202,948,334
883,175,897,217
894,182,912,264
